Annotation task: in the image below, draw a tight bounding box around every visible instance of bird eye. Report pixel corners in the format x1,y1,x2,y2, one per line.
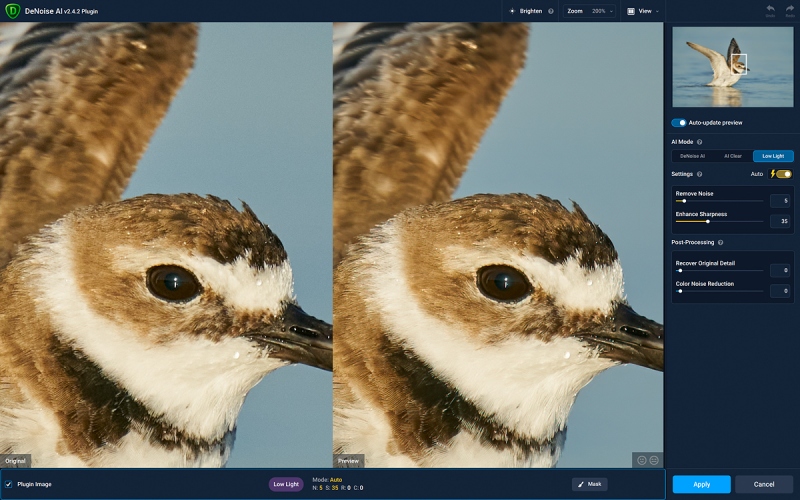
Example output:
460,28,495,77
476,265,531,302
146,265,201,302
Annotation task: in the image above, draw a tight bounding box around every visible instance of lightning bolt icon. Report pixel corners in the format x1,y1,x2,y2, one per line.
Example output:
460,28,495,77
771,169,776,178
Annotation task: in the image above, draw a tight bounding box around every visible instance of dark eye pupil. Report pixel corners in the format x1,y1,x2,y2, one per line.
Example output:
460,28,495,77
477,265,531,302
147,265,201,302
164,273,183,291
495,274,513,290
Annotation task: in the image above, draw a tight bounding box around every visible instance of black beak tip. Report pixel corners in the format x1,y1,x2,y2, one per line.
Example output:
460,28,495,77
585,302,664,371
268,304,333,372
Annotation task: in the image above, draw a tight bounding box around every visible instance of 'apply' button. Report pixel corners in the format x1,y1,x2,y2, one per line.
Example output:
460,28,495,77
673,475,731,494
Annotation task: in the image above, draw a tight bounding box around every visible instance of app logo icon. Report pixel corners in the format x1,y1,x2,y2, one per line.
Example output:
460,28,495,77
5,3,20,19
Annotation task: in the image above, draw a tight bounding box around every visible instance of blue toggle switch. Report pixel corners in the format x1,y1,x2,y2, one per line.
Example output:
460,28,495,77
671,118,688,127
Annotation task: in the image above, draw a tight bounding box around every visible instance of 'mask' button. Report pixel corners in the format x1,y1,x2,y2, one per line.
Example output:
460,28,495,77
673,475,731,494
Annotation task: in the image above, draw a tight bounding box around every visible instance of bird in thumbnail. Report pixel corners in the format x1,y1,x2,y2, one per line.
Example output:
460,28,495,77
686,38,749,87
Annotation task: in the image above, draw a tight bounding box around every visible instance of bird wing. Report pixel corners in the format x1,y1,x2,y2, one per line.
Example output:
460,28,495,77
727,38,741,65
0,23,35,62
686,41,728,81
332,22,367,59
0,23,198,268
333,23,529,266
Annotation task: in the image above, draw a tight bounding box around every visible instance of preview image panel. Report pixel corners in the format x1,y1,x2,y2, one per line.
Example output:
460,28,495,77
332,22,663,468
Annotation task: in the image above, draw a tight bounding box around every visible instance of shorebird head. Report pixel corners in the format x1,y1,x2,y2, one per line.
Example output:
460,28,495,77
731,61,749,74
343,193,662,439
729,38,749,74
24,193,332,439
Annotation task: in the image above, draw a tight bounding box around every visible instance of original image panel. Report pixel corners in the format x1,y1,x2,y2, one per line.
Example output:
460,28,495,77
673,26,794,107
0,23,332,468
332,23,663,468
130,23,333,468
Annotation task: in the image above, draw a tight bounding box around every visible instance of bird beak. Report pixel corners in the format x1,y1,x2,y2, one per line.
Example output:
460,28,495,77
578,302,664,371
257,303,333,371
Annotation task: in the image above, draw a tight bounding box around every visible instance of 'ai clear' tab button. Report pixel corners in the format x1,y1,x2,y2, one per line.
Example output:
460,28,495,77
753,150,794,162
673,475,731,494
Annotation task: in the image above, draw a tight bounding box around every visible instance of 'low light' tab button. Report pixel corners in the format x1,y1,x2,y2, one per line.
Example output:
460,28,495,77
673,475,731,494
269,477,304,493
754,150,794,162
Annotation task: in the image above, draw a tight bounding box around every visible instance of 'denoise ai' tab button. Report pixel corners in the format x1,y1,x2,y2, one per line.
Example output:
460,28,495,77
269,477,304,492
673,476,731,494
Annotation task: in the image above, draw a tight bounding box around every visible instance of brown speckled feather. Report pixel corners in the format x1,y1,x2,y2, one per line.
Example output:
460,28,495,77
0,23,198,268
332,23,529,266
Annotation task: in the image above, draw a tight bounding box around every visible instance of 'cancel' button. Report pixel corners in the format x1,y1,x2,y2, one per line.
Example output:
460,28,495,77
735,476,793,494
